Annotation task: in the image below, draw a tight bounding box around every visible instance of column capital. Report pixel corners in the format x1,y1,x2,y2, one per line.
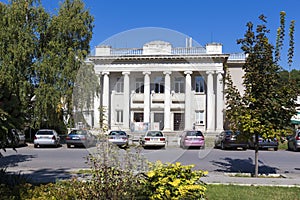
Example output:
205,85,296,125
143,71,151,75
163,71,172,75
102,71,110,75
216,70,224,75
122,71,130,75
184,71,193,75
206,70,214,75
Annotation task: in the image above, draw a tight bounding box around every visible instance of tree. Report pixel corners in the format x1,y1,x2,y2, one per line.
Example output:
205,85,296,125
225,12,296,177
0,0,47,150
32,0,94,131
0,0,94,151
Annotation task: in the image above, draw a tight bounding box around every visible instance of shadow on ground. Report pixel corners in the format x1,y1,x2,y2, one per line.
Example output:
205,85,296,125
0,154,36,168
16,168,75,184
211,157,279,174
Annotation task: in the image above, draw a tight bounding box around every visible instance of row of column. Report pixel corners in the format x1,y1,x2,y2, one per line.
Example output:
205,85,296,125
98,70,224,132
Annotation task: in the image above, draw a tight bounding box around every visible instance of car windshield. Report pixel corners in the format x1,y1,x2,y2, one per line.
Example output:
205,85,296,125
186,131,203,136
70,130,87,135
147,131,163,137
109,131,126,136
36,131,54,135
225,131,233,136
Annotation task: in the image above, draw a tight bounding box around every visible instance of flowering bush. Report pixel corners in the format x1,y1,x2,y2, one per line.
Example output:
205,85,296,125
143,161,208,200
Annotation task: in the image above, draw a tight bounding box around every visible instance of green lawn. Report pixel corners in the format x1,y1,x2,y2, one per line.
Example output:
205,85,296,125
206,184,300,200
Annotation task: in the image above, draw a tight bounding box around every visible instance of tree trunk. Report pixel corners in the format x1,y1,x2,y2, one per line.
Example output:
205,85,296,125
254,133,259,177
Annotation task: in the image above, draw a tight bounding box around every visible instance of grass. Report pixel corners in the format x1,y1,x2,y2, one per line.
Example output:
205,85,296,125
278,141,288,150
206,184,300,200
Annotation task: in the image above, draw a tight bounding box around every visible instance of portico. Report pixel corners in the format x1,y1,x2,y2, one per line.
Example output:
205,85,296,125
87,40,244,134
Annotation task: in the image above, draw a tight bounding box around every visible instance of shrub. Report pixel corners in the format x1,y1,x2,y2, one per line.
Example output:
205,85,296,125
142,161,208,200
83,139,149,199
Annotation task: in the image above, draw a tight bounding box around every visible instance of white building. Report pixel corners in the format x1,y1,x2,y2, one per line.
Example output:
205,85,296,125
87,40,245,134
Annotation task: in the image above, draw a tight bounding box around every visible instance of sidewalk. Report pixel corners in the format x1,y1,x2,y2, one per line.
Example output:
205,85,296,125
201,172,300,187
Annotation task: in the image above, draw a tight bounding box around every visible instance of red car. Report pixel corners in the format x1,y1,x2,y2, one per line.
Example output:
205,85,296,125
179,130,205,149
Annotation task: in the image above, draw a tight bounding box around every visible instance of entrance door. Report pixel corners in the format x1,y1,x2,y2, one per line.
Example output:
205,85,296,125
174,113,184,131
154,113,164,130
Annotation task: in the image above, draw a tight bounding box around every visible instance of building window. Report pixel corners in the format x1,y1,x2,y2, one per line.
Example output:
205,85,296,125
174,77,184,93
195,111,204,125
135,78,144,93
116,110,123,123
195,76,205,93
152,77,164,93
115,77,124,93
134,112,144,122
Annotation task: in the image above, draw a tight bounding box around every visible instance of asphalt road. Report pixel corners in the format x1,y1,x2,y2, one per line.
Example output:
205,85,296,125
1,143,300,183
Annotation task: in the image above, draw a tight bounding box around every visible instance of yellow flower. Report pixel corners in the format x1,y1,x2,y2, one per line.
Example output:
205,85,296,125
147,171,155,178
169,179,181,187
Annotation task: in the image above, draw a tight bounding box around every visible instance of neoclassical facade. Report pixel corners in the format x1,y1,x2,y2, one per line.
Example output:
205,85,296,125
87,40,245,133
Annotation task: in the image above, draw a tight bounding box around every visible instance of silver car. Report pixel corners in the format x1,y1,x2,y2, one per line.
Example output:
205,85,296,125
34,129,60,148
108,130,129,148
287,131,300,152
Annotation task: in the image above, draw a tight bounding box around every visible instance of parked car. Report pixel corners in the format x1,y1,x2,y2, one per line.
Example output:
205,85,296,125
66,129,96,148
248,135,278,151
214,130,248,150
34,129,60,148
108,130,129,148
7,129,26,147
179,130,205,149
140,130,166,148
287,130,300,152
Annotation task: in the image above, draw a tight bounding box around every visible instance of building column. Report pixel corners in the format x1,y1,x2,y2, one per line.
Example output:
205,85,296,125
206,71,215,133
184,71,193,130
163,71,171,131
143,72,151,123
122,72,130,130
216,71,224,132
94,74,101,128
102,72,110,130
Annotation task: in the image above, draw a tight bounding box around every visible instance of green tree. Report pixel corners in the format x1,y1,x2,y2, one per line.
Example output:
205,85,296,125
225,12,296,177
33,0,94,131
0,0,94,150
0,0,47,149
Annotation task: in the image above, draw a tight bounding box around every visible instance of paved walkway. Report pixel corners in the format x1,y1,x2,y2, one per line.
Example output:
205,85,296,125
201,172,300,187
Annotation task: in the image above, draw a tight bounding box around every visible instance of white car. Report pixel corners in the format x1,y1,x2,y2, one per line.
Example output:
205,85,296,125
140,131,166,148
34,129,60,148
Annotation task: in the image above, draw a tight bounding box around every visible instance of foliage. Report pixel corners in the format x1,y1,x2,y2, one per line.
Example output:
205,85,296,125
32,0,94,131
0,0,94,148
84,138,148,199
72,62,100,128
143,161,208,200
226,12,296,139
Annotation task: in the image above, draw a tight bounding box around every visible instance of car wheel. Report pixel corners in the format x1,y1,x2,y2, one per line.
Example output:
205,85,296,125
201,145,205,150
34,144,38,148
67,144,71,148
274,147,278,151
287,142,291,151
293,144,297,152
242,146,247,151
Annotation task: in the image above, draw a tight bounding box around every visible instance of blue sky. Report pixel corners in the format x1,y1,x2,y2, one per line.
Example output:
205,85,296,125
2,0,300,70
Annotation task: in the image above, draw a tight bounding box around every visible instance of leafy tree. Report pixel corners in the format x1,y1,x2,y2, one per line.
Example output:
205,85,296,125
0,0,47,150
32,0,94,131
225,12,296,177
72,61,100,128
0,0,94,151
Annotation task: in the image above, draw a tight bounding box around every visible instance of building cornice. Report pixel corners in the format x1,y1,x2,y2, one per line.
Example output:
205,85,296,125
88,54,230,64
